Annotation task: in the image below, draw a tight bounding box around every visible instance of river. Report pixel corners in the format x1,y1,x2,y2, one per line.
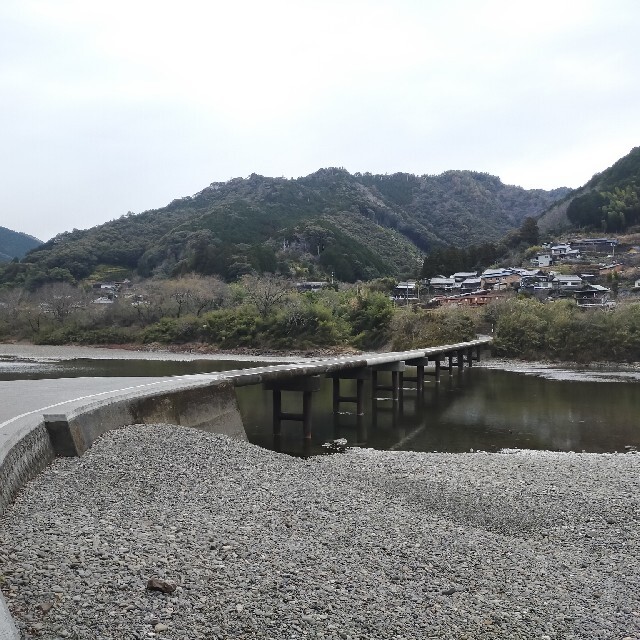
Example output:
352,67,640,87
0,346,638,456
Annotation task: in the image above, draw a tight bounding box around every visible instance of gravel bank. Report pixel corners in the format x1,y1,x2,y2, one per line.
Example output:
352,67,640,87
1,425,639,640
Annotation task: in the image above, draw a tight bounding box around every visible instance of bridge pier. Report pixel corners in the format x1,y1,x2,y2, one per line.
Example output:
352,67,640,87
447,353,455,374
371,361,406,403
403,357,430,394
263,376,322,439
328,368,370,415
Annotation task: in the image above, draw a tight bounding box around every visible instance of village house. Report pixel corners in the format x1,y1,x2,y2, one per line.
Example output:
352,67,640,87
295,281,327,293
428,277,456,292
575,284,612,308
534,252,552,267
551,244,581,261
451,271,478,283
392,281,420,302
480,268,520,290
460,277,482,293
569,238,618,254
431,289,499,308
552,274,583,291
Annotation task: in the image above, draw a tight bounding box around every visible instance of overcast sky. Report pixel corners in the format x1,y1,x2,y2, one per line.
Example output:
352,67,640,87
1,0,639,241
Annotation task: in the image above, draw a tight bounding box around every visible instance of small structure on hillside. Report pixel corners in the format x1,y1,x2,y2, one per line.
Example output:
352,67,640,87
296,281,327,293
428,277,456,292
552,274,583,291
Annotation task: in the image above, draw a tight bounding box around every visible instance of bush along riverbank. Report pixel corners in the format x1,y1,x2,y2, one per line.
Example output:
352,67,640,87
489,297,640,362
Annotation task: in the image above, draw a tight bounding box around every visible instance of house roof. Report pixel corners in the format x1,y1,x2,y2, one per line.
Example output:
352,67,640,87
481,268,514,278
429,277,455,285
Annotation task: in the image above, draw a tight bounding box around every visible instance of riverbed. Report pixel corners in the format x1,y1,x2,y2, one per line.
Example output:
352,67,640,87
1,423,638,639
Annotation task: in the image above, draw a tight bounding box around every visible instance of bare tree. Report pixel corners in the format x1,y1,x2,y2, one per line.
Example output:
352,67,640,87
37,283,87,325
241,273,293,318
155,276,231,318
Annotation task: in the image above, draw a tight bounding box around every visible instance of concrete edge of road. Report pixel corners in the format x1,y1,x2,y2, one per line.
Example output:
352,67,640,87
0,593,19,640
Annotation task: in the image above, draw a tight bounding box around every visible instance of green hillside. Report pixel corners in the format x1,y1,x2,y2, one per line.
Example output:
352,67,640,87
0,168,568,288
538,146,640,233
0,226,42,262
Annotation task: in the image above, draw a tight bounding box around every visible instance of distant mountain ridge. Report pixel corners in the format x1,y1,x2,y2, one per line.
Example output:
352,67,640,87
2,168,569,287
0,226,42,263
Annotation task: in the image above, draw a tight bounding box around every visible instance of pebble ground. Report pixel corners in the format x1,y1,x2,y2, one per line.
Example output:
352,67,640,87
1,424,639,639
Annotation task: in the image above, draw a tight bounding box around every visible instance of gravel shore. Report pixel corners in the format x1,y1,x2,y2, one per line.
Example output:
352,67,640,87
1,424,639,639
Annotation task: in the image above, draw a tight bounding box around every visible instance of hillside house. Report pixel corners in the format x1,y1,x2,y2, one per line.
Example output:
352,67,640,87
431,289,502,308
552,274,583,290
393,281,419,302
296,281,327,293
575,285,612,308
452,271,478,283
429,277,455,292
570,238,618,254
460,277,482,292
535,252,552,267
551,245,581,261
480,268,520,290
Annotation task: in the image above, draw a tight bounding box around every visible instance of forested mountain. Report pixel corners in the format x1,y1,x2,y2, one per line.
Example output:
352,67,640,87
538,146,640,233
0,226,41,263
1,169,568,288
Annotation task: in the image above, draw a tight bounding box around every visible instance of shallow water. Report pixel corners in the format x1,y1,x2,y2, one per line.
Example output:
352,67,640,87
1,351,638,456
237,367,640,456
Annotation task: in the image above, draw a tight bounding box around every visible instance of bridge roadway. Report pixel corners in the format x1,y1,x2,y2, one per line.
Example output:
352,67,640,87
1,337,491,424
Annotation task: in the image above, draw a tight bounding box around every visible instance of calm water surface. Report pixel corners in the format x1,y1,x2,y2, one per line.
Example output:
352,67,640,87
1,355,638,456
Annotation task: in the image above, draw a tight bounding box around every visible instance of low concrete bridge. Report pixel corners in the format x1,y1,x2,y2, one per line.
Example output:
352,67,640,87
0,337,491,514
0,337,490,638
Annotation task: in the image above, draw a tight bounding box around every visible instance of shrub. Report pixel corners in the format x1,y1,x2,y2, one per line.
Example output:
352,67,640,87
347,291,394,349
142,316,201,344
34,325,140,345
390,306,477,350
202,307,264,348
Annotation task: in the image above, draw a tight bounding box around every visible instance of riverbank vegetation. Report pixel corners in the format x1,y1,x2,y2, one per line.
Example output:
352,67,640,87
2,275,640,362
490,297,640,362
0,275,477,353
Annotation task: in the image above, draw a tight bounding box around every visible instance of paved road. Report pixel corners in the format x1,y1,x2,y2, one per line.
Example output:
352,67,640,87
0,377,173,425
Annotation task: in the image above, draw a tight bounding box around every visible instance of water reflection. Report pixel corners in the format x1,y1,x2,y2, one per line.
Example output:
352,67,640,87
236,367,640,456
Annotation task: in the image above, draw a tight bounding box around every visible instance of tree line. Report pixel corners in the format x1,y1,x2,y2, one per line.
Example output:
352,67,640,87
0,275,478,352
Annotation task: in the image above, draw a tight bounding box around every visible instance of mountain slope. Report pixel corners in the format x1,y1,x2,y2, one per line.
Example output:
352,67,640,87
0,226,42,262
2,169,568,286
538,146,640,233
